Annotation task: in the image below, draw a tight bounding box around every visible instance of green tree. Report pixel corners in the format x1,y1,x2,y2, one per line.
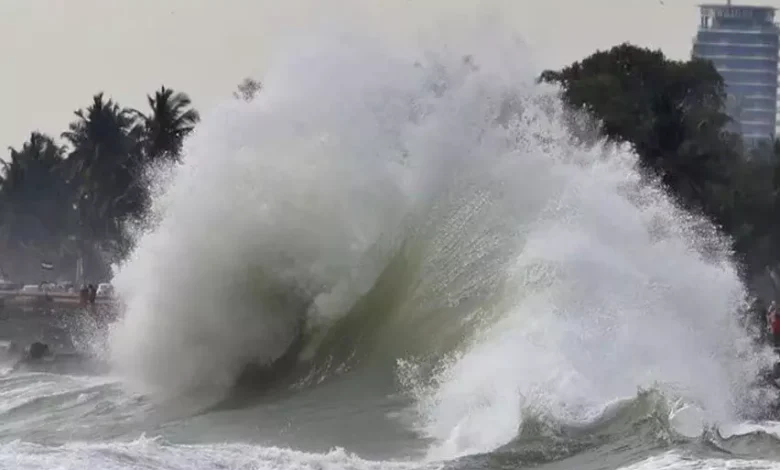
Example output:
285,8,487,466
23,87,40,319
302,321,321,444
0,132,74,280
62,92,144,264
133,86,200,162
0,85,200,282
540,43,737,205
540,43,780,278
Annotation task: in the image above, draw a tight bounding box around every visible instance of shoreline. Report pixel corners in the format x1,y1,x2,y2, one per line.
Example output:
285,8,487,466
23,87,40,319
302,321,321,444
0,290,113,308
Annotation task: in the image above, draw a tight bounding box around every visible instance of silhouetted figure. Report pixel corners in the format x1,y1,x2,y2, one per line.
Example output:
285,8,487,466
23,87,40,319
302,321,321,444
88,284,96,305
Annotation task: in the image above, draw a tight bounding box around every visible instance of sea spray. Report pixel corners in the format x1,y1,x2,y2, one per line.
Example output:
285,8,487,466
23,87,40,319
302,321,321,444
401,109,775,459
104,26,775,459
108,35,443,402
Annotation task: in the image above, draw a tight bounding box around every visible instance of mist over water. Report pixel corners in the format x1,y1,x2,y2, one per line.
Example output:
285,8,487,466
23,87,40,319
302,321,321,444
104,25,777,463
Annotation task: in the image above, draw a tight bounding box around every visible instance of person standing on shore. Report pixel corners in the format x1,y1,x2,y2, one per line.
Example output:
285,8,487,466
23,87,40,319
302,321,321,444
87,284,96,305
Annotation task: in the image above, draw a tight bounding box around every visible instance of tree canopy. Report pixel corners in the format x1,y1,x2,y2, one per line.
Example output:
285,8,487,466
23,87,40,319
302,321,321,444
541,43,780,281
0,86,200,283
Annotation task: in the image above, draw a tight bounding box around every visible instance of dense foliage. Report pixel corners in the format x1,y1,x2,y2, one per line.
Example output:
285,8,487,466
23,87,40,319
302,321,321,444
541,43,780,285
0,86,201,283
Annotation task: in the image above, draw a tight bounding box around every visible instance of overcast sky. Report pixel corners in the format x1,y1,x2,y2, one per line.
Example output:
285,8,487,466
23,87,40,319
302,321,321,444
0,0,778,151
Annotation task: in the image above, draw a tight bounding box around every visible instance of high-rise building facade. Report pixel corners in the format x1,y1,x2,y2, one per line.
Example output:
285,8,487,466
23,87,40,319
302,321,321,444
692,3,779,143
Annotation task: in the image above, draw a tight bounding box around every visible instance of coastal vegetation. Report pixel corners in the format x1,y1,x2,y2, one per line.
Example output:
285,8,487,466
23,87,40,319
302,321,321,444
0,87,201,282
541,43,780,338
540,44,780,285
0,78,263,283
1,42,779,306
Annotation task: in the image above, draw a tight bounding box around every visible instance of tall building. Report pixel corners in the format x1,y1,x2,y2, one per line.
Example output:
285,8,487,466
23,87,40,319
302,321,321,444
692,3,779,144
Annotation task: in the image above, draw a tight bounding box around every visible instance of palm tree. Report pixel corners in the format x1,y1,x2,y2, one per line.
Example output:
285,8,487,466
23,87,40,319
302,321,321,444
62,93,143,259
2,132,70,231
62,92,139,180
0,132,73,280
133,86,200,162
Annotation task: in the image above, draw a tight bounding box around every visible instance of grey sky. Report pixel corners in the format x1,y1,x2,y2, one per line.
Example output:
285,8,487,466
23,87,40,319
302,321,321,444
0,0,777,151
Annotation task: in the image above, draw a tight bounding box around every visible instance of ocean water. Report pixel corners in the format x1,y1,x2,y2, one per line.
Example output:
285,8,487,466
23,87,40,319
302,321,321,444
1,20,780,470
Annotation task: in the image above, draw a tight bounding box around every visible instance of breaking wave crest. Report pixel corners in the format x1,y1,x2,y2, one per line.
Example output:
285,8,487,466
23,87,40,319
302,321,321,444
105,27,777,459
